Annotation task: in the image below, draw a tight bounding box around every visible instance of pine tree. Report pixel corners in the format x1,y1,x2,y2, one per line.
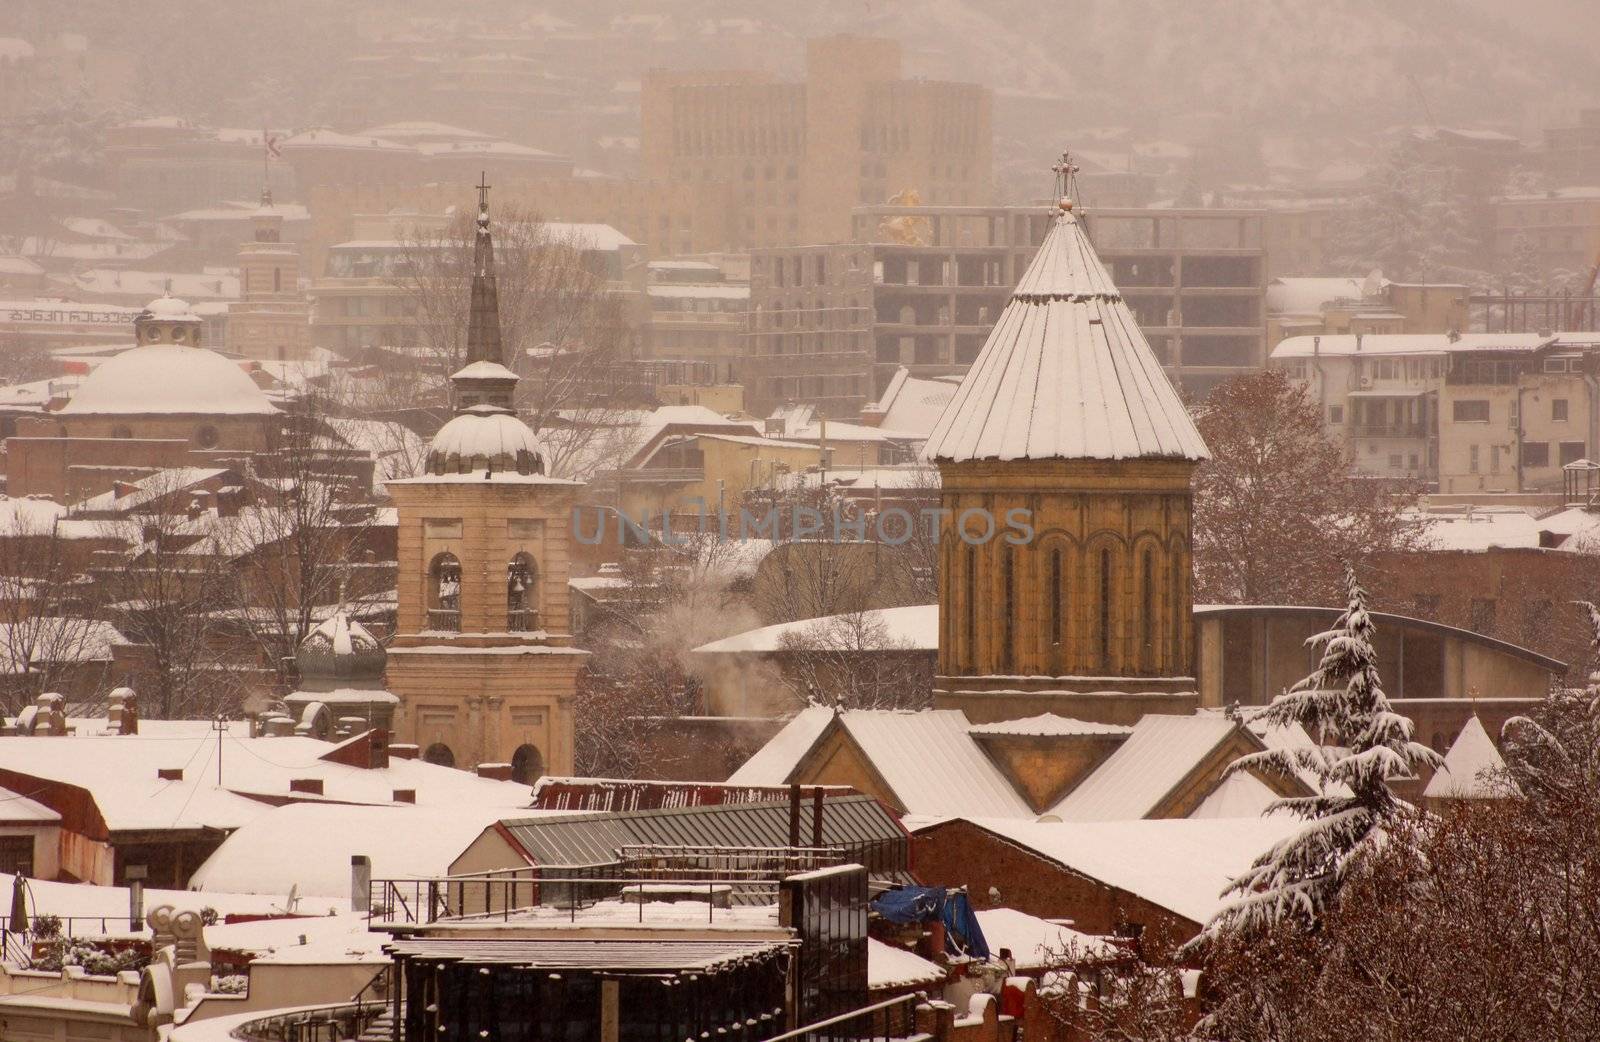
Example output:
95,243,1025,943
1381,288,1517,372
1197,564,1442,941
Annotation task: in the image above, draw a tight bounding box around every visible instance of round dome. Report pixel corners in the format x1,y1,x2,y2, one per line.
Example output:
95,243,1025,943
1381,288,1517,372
58,344,278,416
296,610,387,690
427,405,549,475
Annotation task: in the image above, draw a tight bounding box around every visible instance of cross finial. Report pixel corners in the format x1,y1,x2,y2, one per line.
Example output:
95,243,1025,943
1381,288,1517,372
1052,150,1080,211
476,170,491,214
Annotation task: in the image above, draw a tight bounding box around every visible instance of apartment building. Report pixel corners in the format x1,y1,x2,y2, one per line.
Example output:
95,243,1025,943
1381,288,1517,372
1266,275,1470,346
643,258,748,382
642,35,992,250
1492,186,1600,278
1272,331,1600,491
744,203,1266,417
310,216,643,356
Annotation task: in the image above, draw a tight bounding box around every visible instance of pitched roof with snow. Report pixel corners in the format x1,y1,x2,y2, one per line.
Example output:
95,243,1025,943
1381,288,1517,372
920,816,1300,925
836,710,1033,818
1423,716,1516,799
922,204,1208,464
692,604,939,655
724,706,834,785
868,938,945,989
1048,714,1241,821
967,714,1132,738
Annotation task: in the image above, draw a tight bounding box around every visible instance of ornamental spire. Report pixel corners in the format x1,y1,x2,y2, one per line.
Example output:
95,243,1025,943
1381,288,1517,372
452,174,518,415
464,171,504,368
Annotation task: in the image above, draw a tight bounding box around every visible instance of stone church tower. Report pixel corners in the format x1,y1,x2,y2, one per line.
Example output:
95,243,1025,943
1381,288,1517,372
924,160,1211,726
386,183,585,781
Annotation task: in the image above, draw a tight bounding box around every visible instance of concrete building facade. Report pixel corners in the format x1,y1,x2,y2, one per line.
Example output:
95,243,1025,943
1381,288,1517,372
745,202,1267,417
641,35,992,251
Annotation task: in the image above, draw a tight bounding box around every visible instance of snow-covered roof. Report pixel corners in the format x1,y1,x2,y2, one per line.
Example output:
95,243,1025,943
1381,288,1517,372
71,466,230,514
867,937,945,989
1048,714,1241,821
0,733,532,833
920,817,1300,925
1265,276,1376,316
1414,508,1542,552
0,786,60,824
1188,771,1281,819
1,870,346,927
0,495,68,531
967,714,1132,738
1422,716,1516,799
424,407,548,475
840,710,1033,818
974,907,1106,968
922,206,1209,463
57,345,278,416
543,222,636,252
692,604,939,655
190,803,539,898
869,368,962,441
1272,332,1554,359
0,618,122,673
647,284,749,300
204,910,385,964
724,706,834,786
1499,186,1600,202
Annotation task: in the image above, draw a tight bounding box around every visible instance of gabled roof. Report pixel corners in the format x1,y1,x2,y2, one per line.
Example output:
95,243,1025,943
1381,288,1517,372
914,816,1300,926
838,710,1034,818
1047,714,1244,820
922,205,1208,464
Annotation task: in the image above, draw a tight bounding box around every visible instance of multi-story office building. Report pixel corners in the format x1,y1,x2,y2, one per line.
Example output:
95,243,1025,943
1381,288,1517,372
744,203,1267,417
1272,331,1600,492
641,35,992,250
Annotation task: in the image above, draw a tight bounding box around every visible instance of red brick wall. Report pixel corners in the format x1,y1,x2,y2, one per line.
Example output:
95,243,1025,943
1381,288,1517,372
911,819,1198,939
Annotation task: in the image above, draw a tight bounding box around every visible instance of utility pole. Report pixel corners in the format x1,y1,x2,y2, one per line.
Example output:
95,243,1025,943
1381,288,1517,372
211,714,229,785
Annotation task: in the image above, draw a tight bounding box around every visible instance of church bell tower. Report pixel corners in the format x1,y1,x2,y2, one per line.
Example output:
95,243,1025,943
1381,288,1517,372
385,179,586,781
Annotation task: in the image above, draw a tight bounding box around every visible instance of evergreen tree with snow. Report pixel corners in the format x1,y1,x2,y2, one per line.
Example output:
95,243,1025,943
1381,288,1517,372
1198,563,1441,941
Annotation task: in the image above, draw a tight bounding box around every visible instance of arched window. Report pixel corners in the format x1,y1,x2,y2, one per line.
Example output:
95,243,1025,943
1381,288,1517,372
422,743,455,768
511,743,544,786
428,552,461,632
1098,546,1116,672
1170,537,1187,671
1000,545,1015,674
1050,546,1064,647
964,542,978,672
506,553,539,631
1141,546,1157,673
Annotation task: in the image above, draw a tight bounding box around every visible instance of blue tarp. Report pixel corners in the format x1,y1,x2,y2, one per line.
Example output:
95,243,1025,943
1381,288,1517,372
870,886,990,960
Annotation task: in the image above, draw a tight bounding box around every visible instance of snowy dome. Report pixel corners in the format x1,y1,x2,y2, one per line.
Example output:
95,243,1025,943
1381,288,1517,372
426,405,549,476
142,295,201,323
58,344,278,416
296,610,387,690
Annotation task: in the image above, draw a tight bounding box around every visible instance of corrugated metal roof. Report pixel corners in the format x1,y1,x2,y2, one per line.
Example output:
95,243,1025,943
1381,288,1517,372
497,793,908,879
1048,714,1238,821
840,710,1034,819
386,936,790,972
922,209,1209,463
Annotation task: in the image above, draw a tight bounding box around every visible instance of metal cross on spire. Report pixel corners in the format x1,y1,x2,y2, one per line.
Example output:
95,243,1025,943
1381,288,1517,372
476,170,492,215
1052,151,1080,210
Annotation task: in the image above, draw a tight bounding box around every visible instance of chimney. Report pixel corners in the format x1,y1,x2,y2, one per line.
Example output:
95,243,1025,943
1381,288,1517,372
389,743,418,761
391,788,416,804
476,763,513,782
289,778,324,795
350,855,371,914
157,767,183,781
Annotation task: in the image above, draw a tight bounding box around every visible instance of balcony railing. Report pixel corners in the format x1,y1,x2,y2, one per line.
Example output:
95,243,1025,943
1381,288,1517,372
231,1001,387,1042
1352,424,1427,438
506,608,540,632
425,609,460,632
